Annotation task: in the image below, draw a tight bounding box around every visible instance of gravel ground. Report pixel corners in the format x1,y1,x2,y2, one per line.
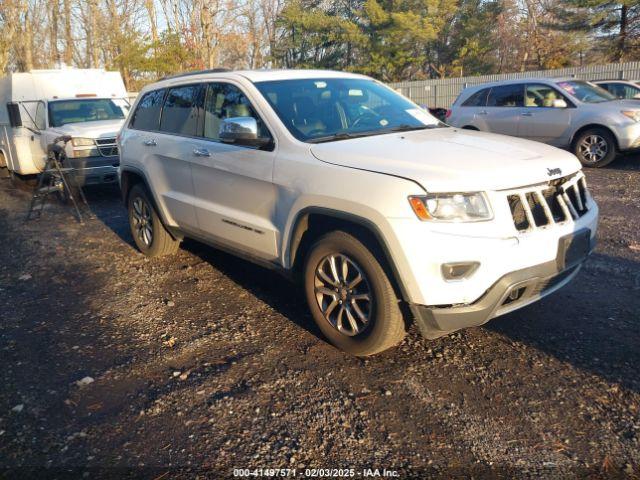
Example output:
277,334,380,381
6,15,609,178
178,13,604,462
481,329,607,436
0,154,639,479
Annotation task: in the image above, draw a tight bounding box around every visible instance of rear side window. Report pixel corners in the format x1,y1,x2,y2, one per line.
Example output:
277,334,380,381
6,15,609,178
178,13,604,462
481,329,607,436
160,84,203,136
462,88,489,107
130,89,165,131
487,84,524,107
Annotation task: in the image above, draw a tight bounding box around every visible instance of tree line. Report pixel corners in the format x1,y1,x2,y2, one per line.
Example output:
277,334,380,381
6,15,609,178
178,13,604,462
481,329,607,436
0,0,638,90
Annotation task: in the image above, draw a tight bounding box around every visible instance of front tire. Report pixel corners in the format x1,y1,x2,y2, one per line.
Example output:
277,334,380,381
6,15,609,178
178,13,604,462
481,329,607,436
573,128,617,167
127,184,179,257
303,231,406,356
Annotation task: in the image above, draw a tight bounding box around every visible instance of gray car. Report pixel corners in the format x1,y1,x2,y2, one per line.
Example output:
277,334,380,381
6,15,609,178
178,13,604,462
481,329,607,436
448,77,640,167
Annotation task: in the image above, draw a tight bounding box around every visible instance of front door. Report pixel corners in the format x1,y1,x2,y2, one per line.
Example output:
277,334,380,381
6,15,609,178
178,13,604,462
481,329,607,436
519,84,573,145
190,81,279,260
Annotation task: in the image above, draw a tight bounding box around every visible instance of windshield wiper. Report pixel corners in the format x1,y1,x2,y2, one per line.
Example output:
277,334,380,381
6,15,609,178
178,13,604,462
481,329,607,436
308,131,376,144
308,123,445,144
387,123,444,132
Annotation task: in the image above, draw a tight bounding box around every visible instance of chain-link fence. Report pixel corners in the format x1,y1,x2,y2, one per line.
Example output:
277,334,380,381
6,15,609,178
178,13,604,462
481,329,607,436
390,61,640,108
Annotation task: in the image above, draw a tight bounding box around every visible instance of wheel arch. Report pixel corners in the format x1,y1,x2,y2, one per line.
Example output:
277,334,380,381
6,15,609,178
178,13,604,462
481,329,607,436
0,147,8,169
570,124,620,151
119,166,181,240
287,207,410,302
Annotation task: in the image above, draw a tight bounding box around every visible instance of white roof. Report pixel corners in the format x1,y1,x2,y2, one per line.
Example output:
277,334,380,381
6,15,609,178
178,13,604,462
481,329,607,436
1,69,127,102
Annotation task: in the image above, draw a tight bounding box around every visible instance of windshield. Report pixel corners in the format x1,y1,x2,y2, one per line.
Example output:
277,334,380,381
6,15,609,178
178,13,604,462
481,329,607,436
254,78,441,143
48,98,129,127
556,80,615,104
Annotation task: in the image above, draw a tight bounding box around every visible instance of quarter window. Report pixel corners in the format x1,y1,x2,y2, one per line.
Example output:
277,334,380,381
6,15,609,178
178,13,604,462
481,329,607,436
160,84,203,136
462,88,489,107
487,84,524,107
130,89,165,131
202,83,269,142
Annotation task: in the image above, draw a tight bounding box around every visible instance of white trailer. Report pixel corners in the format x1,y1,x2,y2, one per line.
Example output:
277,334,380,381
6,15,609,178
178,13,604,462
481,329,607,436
0,68,129,185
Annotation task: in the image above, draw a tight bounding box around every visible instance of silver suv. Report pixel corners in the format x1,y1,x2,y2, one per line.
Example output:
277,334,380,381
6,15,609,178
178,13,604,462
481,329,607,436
448,77,640,167
118,69,598,356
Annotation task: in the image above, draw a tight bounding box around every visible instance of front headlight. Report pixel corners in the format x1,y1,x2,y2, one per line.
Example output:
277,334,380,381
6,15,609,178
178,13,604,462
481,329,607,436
68,147,100,158
408,192,492,222
71,137,96,147
621,110,640,122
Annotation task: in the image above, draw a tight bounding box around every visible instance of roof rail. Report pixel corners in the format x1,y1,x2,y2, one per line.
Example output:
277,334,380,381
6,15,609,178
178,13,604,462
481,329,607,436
160,68,231,81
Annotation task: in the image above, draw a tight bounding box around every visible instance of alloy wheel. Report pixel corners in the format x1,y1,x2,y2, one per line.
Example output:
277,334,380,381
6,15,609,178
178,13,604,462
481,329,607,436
132,196,153,247
578,134,608,164
314,253,372,336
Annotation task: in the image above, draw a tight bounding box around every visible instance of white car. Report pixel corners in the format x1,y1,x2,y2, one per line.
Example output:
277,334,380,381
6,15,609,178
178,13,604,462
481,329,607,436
593,79,640,100
118,69,599,356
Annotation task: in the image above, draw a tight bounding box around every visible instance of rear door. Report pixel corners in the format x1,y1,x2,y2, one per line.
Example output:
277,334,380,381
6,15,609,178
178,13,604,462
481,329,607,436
482,84,523,136
449,87,489,129
518,83,573,145
124,87,199,229
189,81,279,260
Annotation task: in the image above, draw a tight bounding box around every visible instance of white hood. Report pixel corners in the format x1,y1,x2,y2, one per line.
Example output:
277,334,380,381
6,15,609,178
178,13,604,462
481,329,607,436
51,119,124,139
310,128,582,192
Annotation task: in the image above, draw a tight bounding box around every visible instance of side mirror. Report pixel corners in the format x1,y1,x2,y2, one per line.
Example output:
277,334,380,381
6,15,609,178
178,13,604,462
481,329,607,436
552,99,567,108
219,117,271,148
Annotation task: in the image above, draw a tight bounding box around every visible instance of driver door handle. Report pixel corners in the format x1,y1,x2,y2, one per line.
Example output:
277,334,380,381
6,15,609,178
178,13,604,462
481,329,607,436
143,139,157,146
193,148,211,157
477,110,488,115
521,112,533,117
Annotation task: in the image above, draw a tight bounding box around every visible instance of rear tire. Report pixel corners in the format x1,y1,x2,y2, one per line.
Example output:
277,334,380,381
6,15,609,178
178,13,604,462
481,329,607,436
303,231,405,356
127,184,179,257
573,127,617,168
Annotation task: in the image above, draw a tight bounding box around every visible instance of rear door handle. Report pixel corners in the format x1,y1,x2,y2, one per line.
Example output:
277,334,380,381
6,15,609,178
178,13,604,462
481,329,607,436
521,112,533,117
143,139,157,146
477,110,488,115
193,148,211,157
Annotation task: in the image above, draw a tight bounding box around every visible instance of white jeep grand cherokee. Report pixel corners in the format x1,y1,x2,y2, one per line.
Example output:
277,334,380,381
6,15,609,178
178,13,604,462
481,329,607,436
118,69,599,356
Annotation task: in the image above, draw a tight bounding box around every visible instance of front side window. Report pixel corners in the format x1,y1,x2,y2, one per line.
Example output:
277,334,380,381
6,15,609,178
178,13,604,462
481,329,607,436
202,83,269,141
487,84,524,107
556,80,615,103
525,84,569,107
130,89,165,131
48,98,127,127
462,88,489,107
254,78,441,143
159,84,203,136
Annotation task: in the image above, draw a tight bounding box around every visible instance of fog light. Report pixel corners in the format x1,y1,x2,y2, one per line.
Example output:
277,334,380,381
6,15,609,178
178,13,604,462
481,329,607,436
441,262,480,280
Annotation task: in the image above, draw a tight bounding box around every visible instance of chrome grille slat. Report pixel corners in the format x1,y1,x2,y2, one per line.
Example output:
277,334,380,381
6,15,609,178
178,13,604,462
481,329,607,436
561,191,579,219
535,190,554,225
506,173,589,232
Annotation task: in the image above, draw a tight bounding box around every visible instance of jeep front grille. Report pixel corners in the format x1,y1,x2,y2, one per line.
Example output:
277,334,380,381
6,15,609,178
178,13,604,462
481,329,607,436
506,173,589,232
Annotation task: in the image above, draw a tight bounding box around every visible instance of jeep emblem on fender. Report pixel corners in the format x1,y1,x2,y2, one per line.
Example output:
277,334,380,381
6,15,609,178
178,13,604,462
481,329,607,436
547,167,562,176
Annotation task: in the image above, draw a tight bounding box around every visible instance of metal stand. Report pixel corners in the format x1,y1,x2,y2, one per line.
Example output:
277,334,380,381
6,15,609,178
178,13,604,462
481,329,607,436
26,136,90,223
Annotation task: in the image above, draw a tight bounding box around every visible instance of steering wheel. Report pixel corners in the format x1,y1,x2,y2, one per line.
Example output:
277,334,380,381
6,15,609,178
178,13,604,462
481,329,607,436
351,110,381,129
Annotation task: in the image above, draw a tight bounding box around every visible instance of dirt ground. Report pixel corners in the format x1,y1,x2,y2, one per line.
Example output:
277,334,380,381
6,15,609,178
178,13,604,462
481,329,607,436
0,153,639,479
